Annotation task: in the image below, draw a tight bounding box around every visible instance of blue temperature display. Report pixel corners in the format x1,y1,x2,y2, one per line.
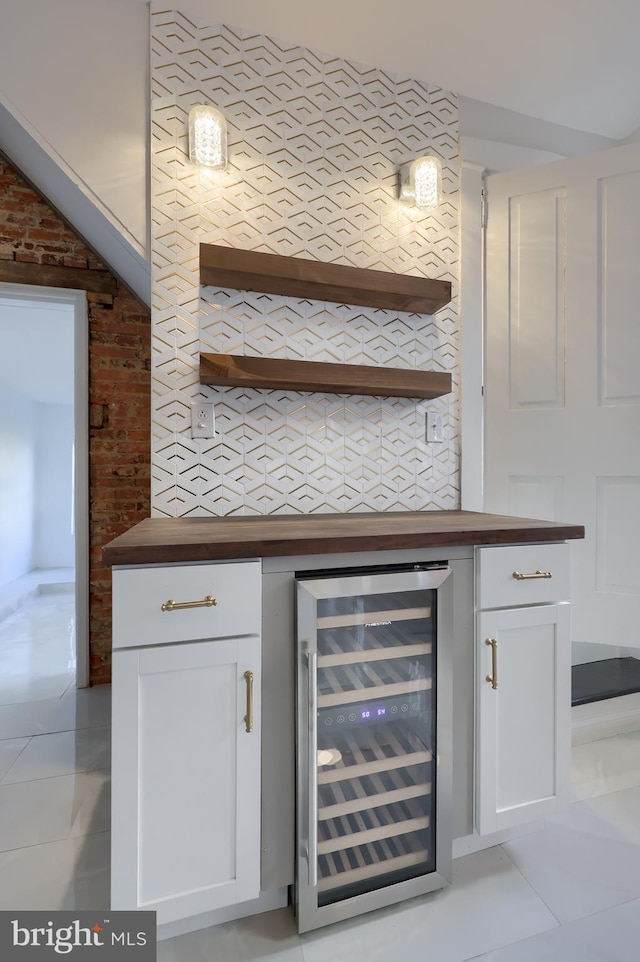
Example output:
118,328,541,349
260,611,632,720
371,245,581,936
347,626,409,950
360,706,387,720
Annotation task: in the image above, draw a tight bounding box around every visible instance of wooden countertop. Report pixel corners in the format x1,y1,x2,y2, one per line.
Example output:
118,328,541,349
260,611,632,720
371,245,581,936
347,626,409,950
102,511,584,567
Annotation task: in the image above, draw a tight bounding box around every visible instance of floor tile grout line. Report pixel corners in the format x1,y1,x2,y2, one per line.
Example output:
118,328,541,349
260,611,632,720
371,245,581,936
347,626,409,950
0,829,112,858
0,725,111,740
497,839,564,928
0,764,111,788
460,891,640,962
0,734,32,784
0,724,111,740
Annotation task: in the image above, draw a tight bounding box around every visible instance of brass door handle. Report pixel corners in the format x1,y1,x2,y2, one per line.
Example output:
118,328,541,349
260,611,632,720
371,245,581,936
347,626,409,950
512,570,552,580
243,670,254,733
161,595,217,612
485,638,498,689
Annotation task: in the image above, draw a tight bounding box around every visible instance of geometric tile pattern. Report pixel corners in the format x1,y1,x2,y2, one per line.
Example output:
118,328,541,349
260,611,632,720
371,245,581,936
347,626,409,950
150,6,460,517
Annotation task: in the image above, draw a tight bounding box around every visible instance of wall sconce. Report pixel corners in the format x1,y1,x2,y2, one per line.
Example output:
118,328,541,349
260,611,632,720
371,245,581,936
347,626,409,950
398,155,442,210
188,104,227,170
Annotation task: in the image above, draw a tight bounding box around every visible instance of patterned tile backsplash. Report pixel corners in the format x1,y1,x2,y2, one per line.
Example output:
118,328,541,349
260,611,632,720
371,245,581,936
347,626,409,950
150,5,460,517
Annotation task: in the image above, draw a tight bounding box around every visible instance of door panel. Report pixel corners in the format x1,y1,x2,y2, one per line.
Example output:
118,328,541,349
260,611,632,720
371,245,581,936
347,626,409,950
484,142,640,652
508,187,566,410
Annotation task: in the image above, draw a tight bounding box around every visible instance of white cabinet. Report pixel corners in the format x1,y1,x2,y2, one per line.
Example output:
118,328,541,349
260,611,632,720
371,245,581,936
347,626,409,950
111,560,262,925
475,545,571,836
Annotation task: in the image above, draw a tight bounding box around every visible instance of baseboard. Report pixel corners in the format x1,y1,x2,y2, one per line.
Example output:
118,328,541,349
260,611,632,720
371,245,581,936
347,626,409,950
38,582,75,595
156,887,289,942
452,820,543,859
571,692,640,745
0,568,75,621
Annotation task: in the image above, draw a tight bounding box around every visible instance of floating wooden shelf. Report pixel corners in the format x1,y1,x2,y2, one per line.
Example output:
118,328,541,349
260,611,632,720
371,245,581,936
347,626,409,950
200,244,451,315
200,353,452,400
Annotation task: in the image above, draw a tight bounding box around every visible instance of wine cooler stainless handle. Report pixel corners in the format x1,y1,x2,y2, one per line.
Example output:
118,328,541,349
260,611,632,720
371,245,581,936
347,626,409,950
485,637,498,690
308,649,318,888
512,569,552,580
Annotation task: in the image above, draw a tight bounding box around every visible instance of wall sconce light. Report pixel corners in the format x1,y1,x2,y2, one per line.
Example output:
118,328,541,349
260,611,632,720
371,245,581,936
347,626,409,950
398,155,442,210
188,104,227,170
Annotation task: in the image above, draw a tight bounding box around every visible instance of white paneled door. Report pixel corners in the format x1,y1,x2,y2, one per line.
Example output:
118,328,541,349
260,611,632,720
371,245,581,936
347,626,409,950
484,142,640,651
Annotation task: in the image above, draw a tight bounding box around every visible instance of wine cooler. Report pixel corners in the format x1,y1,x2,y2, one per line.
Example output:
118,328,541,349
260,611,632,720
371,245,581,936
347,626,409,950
295,561,453,932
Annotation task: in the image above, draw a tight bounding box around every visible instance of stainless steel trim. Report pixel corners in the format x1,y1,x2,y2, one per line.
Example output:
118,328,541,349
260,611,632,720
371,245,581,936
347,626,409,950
308,650,318,888
295,564,454,932
434,567,453,891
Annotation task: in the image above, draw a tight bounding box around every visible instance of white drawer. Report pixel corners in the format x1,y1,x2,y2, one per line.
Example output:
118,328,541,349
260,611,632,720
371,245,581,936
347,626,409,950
476,543,570,610
112,560,261,648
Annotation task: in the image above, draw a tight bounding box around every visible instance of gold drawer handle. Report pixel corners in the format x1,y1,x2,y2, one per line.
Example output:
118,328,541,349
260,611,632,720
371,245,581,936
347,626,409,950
161,595,217,612
485,637,498,689
244,670,254,733
512,569,552,581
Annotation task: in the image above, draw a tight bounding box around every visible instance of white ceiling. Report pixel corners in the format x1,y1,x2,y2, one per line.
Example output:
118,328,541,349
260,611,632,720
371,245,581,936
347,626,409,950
0,300,75,405
178,0,640,140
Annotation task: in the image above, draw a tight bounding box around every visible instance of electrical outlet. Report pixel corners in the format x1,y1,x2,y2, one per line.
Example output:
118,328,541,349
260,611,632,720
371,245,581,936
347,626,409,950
425,411,443,444
191,401,215,439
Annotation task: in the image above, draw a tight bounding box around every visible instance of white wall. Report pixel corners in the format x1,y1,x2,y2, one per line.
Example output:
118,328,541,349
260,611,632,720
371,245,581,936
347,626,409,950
0,1,626,307
0,0,149,257
0,0,151,304
33,403,75,569
0,297,76,581
0,381,37,587
150,13,460,517
0,391,74,585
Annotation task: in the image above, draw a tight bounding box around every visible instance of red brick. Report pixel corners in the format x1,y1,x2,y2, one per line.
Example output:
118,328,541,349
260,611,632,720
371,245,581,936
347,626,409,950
0,157,151,684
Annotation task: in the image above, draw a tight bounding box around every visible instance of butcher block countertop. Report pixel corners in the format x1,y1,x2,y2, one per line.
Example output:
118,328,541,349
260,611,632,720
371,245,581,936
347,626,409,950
102,511,585,567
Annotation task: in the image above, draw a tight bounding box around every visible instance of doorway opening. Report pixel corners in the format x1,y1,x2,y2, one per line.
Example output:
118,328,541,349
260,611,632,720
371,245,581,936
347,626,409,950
0,282,89,692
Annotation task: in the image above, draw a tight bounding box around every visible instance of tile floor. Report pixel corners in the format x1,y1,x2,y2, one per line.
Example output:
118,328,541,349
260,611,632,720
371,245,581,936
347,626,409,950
0,589,111,911
1,592,640,960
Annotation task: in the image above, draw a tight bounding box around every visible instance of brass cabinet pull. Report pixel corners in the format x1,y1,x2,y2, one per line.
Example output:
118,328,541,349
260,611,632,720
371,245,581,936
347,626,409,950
161,595,217,612
512,569,552,580
243,670,254,733
485,638,498,689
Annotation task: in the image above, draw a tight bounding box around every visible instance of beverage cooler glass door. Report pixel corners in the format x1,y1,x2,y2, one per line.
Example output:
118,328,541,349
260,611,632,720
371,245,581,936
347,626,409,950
295,565,453,932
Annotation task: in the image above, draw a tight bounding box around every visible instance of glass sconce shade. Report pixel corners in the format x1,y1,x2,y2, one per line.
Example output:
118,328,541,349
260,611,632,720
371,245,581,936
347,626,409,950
398,155,443,209
188,104,227,170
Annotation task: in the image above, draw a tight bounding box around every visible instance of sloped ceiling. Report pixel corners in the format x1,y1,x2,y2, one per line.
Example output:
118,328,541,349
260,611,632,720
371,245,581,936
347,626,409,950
180,0,640,140
2,0,639,310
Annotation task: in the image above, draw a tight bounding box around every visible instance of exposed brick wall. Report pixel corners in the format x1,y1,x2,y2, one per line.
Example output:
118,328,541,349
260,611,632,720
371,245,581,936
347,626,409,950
0,154,150,684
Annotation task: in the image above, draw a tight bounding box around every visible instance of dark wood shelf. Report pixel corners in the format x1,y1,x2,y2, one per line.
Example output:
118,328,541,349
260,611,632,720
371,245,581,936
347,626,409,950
200,353,452,400
200,244,451,314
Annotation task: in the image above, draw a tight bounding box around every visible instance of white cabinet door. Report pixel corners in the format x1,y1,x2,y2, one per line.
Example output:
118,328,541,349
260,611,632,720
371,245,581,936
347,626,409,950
476,604,570,836
111,636,261,924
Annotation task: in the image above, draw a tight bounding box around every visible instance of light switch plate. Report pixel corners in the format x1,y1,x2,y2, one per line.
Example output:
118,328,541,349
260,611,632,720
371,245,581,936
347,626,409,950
425,411,443,444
